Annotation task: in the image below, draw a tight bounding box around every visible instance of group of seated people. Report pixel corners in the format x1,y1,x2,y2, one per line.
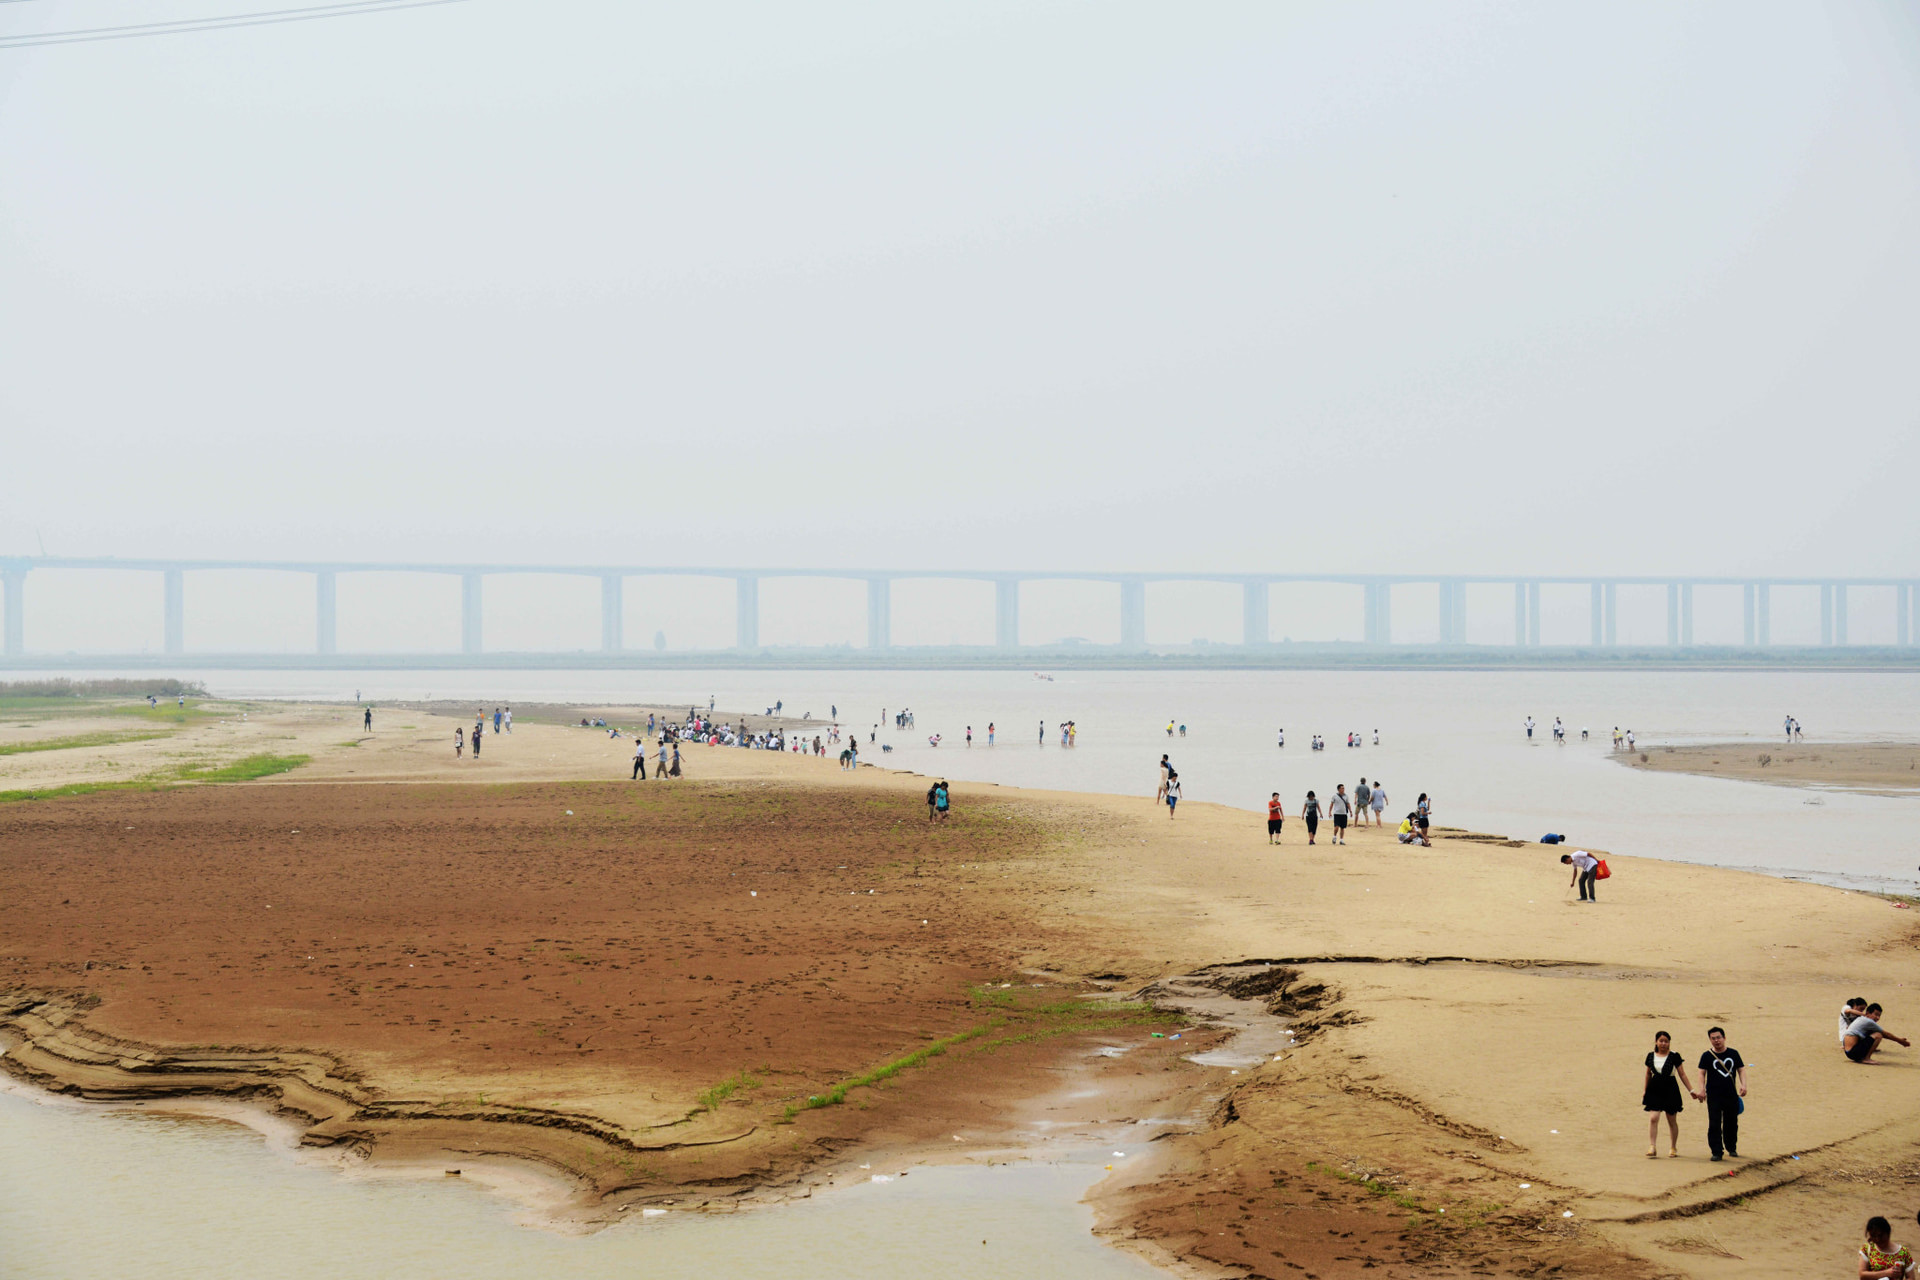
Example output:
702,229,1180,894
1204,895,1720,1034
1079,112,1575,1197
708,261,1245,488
1395,812,1431,846
1841,998,1910,1064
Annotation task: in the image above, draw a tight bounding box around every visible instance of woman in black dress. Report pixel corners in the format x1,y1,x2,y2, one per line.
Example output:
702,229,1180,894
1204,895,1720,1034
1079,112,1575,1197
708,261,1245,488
1642,1030,1698,1158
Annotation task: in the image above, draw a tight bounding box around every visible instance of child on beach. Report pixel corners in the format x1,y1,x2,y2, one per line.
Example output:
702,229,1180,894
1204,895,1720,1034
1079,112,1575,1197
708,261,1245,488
1642,1030,1698,1158
1859,1217,1916,1280
1165,773,1181,818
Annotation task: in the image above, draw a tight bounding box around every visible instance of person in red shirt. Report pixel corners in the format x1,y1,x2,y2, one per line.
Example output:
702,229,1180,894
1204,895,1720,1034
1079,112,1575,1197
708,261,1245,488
1267,792,1285,844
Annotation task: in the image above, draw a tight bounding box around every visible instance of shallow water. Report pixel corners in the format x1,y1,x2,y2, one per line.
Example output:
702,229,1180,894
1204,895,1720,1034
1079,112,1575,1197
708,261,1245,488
0,1088,1159,1280
181,664,1920,891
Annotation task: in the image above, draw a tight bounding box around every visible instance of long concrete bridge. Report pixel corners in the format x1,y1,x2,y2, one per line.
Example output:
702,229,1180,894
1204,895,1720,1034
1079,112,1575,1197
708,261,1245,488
1,557,1914,656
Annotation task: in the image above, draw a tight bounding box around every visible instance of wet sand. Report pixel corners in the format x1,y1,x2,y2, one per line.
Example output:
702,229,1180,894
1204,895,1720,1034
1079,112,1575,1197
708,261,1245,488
1622,740,1920,796
6,702,1920,1277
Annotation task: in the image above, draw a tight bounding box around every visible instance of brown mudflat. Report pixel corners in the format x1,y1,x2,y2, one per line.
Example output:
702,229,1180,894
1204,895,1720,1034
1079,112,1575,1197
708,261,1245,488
1,780,1188,1214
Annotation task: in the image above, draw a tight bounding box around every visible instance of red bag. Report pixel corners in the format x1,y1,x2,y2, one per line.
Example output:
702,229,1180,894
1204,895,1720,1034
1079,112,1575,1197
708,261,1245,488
1594,859,1611,880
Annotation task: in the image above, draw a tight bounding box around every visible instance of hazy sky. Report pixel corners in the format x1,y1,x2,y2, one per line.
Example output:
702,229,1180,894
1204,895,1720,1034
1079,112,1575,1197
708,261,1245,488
4,0,1919,587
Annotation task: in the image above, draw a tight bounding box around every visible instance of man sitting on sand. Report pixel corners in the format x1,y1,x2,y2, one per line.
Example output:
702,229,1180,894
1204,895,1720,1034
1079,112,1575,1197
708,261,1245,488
1843,1004,1911,1063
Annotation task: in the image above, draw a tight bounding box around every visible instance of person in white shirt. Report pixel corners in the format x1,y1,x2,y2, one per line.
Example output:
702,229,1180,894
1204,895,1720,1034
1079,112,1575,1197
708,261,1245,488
1561,850,1600,902
1525,716,1535,739
1841,997,1868,1045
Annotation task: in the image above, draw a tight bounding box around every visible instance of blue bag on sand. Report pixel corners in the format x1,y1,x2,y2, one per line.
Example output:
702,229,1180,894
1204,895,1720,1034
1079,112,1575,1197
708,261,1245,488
1541,833,1564,844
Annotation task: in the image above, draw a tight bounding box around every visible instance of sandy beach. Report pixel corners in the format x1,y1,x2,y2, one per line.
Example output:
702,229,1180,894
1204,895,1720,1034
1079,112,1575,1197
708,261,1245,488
5,699,1920,1277
1623,740,1920,796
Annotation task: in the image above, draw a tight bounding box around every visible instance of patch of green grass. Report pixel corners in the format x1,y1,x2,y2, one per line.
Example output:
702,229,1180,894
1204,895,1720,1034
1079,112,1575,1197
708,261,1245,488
173,753,309,783
0,729,174,756
0,751,310,804
697,1070,760,1112
804,1025,996,1109
0,779,154,804
797,988,1178,1113
1310,1161,1427,1211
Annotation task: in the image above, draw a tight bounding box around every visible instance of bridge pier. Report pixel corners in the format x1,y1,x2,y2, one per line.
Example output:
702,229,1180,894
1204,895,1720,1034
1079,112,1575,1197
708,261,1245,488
1589,583,1602,646
1450,580,1468,643
1743,584,1756,646
866,578,891,650
1363,582,1392,645
3,567,23,656
163,567,184,655
1756,583,1771,646
1901,584,1912,648
601,575,623,652
316,571,337,655
1821,584,1834,646
1680,582,1694,646
994,578,1020,648
1834,584,1848,645
1242,581,1268,646
461,573,483,654
1604,583,1617,645
735,576,759,650
1119,578,1146,651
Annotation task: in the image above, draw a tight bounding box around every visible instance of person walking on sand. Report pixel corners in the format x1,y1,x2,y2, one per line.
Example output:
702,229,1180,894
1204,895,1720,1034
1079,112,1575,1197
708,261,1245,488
927,783,940,823
631,738,647,780
1355,778,1372,825
1267,792,1284,843
364,706,373,732
1642,1030,1698,1158
454,727,464,758
1562,849,1599,902
1697,1027,1746,1160
493,707,502,734
1370,781,1387,826
1165,772,1181,818
1329,784,1351,844
1416,793,1431,840
1843,1003,1910,1063
504,707,512,733
1302,790,1320,845
657,738,669,778
935,780,951,822
669,743,682,777
470,724,481,758
1155,755,1171,805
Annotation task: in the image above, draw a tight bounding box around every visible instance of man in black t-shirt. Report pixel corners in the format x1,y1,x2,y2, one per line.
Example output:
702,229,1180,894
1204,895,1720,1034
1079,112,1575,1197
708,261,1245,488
1697,1026,1747,1160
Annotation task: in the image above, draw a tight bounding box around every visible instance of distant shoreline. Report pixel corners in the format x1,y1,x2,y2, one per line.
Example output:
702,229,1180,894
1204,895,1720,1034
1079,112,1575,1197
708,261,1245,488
4,646,1919,673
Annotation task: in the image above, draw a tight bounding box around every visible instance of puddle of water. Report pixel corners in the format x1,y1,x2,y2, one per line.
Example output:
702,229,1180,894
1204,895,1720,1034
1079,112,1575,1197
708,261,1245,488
0,1088,1163,1280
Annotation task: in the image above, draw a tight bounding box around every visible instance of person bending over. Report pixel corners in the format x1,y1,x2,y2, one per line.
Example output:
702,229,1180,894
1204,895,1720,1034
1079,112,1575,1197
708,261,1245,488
1561,850,1599,902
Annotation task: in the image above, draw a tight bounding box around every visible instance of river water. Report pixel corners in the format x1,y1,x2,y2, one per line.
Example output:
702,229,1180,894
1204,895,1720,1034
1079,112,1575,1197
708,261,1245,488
5,665,1916,1278
201,664,1920,891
